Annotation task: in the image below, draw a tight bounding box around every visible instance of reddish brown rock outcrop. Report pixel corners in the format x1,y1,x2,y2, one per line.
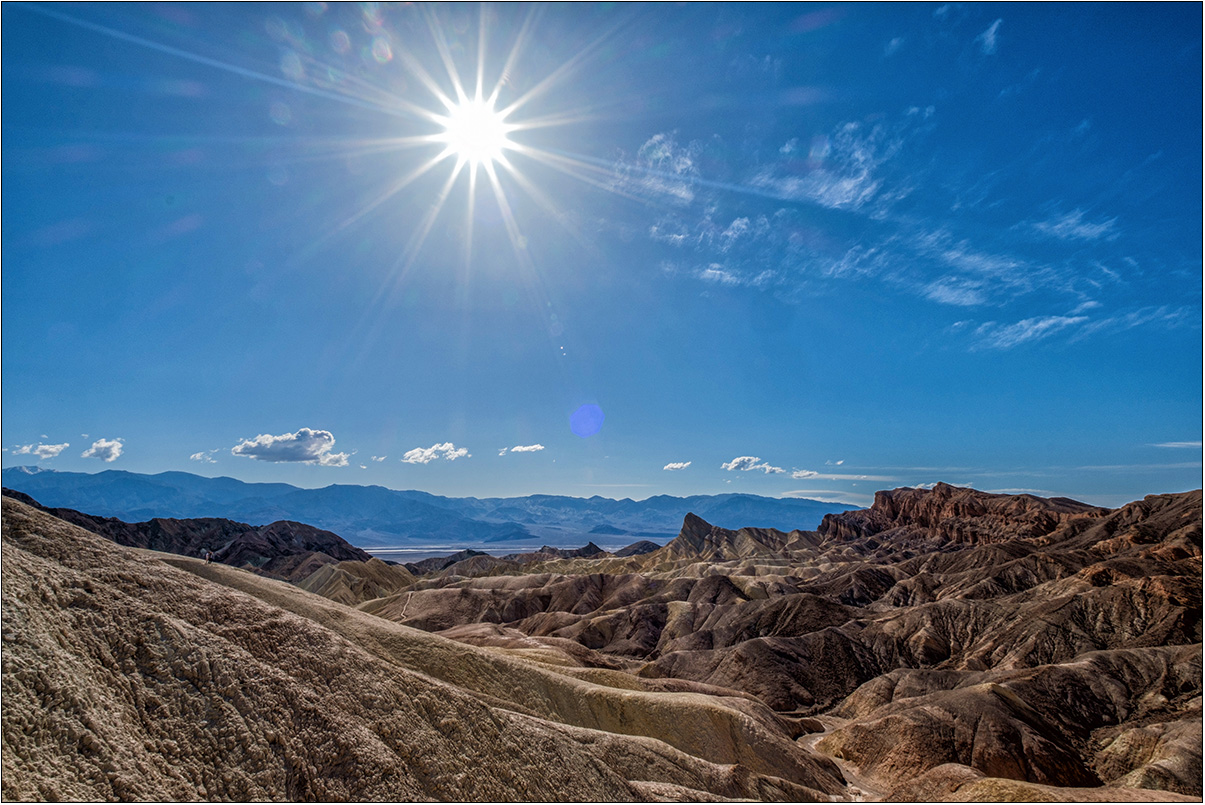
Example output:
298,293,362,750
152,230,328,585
818,482,1108,547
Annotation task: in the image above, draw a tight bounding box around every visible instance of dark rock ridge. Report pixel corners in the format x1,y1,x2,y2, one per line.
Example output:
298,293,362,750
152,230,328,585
1,488,369,577
403,549,488,576
615,539,661,557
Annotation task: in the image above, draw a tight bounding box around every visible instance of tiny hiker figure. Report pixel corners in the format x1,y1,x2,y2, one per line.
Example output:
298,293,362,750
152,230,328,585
204,549,212,565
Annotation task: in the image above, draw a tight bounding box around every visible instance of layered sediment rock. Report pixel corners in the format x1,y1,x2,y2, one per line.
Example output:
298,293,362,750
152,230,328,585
6,482,1200,801
0,497,846,801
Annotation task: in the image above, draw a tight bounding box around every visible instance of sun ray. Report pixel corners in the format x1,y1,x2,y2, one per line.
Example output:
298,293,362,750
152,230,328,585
475,6,488,103
464,160,479,266
324,155,446,240
514,148,651,205
370,160,465,314
487,6,542,107
425,6,471,110
388,39,458,114
496,13,631,120
23,4,436,122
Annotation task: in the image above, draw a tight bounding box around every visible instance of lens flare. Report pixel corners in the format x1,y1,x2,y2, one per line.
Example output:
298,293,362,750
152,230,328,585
570,404,605,438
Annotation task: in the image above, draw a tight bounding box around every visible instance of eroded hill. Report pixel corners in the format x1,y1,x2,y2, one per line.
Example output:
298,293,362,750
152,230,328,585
3,483,1200,802
354,483,1203,800
0,497,844,801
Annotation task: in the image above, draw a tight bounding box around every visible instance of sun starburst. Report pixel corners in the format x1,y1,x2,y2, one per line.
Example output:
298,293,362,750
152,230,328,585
433,93,516,169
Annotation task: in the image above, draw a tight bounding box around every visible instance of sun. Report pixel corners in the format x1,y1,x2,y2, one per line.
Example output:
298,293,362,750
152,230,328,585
433,94,516,169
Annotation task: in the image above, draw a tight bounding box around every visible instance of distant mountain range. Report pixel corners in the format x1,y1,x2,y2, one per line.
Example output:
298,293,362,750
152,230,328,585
0,466,858,549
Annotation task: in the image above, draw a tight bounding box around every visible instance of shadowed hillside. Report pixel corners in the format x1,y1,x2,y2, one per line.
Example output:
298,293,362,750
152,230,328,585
354,484,1202,800
3,484,1200,802
1,496,845,802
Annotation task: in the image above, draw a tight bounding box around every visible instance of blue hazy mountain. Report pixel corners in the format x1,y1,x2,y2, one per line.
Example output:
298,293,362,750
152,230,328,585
1,467,858,549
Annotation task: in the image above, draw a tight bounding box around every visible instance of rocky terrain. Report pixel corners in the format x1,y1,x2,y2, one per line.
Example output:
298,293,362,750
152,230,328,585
2,482,1199,801
1,496,845,801
2,488,371,579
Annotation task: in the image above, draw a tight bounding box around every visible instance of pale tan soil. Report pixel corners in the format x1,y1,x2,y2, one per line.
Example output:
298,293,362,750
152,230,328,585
0,497,840,801
4,486,1201,803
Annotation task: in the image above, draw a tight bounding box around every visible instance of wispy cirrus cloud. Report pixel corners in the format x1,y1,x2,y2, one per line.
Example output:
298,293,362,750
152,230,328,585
722,456,785,474
1071,305,1195,341
922,276,987,307
232,428,348,467
612,132,700,205
1074,461,1201,472
975,19,1002,55
82,438,123,463
1032,209,1118,242
402,442,470,464
663,461,692,471
189,450,218,464
784,489,874,505
791,469,896,481
972,305,1196,350
972,315,1088,350
747,118,915,213
1151,441,1202,449
615,91,1184,360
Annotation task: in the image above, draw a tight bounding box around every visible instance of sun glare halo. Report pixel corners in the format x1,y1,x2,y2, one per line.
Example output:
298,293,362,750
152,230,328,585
435,96,515,168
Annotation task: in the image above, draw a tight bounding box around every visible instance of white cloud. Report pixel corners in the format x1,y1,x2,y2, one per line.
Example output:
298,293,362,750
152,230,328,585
719,217,750,252
1152,441,1202,449
189,450,217,464
371,455,386,462
13,442,69,460
231,427,348,467
401,442,470,464
793,469,895,481
747,120,909,213
961,303,1191,354
1033,209,1118,241
826,459,845,466
722,456,785,474
663,461,692,471
509,444,545,453
82,438,123,463
784,489,874,506
698,265,741,285
976,19,1002,55
884,37,904,57
973,315,1088,350
1072,305,1193,341
614,132,700,204
923,277,986,306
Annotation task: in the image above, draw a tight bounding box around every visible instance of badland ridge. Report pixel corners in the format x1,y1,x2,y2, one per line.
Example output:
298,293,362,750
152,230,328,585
2,482,1199,801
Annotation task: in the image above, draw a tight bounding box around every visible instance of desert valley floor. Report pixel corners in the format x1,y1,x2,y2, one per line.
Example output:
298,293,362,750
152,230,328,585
1,483,1200,801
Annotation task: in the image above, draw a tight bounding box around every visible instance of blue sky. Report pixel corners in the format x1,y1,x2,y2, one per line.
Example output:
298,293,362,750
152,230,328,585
2,2,1201,507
